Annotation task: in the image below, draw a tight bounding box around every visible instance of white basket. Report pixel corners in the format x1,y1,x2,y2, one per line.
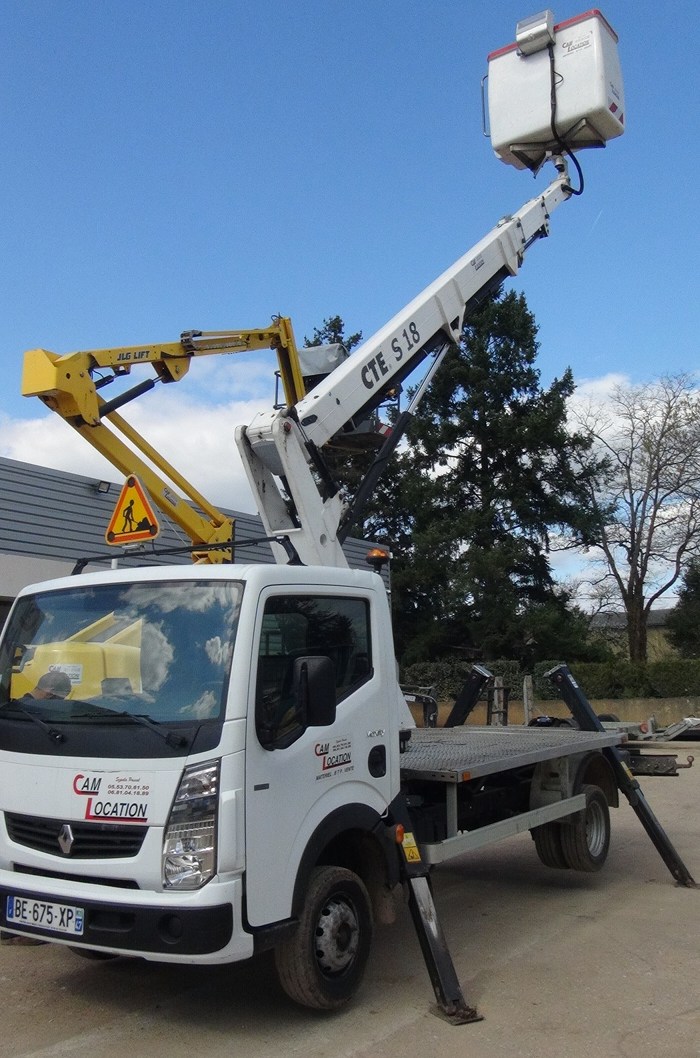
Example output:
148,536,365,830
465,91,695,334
487,9,625,170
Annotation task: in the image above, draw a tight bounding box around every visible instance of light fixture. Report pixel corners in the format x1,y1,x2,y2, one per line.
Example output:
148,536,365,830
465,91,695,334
366,547,390,574
94,480,111,494
516,10,555,55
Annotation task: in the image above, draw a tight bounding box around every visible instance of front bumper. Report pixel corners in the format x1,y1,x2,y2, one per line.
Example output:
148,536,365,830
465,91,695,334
1,883,231,955
0,871,254,963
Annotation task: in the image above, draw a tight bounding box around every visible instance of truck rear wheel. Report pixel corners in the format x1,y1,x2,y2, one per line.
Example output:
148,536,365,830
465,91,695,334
274,865,373,1010
560,784,610,872
532,821,569,869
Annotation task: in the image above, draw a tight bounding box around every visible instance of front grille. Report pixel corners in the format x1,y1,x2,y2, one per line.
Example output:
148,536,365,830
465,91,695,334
5,813,147,859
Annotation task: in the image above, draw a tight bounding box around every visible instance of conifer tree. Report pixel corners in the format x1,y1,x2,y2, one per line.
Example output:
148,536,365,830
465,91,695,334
364,288,602,663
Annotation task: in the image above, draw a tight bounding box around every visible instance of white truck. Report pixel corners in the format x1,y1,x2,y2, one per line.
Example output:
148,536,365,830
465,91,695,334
0,10,693,1023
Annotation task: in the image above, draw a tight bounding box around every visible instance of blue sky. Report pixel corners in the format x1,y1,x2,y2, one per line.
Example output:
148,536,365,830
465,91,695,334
2,0,698,524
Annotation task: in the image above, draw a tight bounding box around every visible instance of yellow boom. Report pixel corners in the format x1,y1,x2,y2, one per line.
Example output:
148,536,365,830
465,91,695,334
22,319,306,563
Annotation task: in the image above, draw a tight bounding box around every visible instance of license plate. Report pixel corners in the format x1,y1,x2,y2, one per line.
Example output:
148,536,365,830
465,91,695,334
6,895,84,935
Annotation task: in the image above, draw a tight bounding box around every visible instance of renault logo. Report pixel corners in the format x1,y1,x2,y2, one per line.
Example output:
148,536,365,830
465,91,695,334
58,824,74,856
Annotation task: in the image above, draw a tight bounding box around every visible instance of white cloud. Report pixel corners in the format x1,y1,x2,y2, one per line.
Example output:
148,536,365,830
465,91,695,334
140,621,175,693
179,690,219,719
0,388,273,514
572,372,631,403
1,353,285,514
205,635,232,667
0,410,115,480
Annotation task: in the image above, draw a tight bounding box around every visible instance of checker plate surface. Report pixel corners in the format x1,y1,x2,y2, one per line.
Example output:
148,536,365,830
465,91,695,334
400,726,622,782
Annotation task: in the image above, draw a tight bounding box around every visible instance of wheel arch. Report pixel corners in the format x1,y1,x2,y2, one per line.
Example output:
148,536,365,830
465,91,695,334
573,751,619,807
291,803,400,924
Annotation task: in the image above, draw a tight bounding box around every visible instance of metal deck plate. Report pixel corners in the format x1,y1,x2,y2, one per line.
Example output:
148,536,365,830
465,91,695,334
400,726,624,782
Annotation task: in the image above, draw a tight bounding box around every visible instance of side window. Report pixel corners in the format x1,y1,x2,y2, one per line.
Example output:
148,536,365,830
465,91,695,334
255,595,372,750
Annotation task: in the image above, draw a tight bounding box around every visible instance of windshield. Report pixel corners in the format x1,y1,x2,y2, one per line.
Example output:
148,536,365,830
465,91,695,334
0,579,242,725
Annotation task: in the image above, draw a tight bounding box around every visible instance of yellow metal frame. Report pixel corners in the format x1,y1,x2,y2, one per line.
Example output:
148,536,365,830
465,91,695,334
22,319,306,564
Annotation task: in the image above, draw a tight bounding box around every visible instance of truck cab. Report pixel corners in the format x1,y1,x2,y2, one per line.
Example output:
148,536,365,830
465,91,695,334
0,563,407,977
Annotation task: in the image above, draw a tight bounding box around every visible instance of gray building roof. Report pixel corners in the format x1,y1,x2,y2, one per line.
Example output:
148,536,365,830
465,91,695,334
0,456,389,607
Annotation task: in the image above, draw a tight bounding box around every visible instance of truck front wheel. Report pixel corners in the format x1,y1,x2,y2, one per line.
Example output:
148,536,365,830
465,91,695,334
275,865,373,1010
560,784,610,872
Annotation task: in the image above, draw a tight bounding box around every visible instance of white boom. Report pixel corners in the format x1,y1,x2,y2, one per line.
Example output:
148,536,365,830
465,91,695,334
235,163,573,567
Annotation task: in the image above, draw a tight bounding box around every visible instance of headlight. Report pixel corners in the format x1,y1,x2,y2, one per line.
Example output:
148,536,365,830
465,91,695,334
162,760,220,890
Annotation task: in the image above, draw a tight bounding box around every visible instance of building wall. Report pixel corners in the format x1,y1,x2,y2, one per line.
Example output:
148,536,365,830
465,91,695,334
590,611,677,661
0,456,389,617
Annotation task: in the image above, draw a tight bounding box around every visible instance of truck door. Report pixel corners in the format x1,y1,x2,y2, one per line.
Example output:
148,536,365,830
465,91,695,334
244,588,393,927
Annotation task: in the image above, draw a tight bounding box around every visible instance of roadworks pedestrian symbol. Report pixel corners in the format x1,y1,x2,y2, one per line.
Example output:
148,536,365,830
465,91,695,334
106,476,160,545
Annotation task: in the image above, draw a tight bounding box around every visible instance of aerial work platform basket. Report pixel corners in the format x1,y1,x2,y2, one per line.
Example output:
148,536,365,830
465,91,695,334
487,8,625,170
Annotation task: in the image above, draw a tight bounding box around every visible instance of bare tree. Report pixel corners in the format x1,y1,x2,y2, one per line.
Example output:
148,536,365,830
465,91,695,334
576,374,700,662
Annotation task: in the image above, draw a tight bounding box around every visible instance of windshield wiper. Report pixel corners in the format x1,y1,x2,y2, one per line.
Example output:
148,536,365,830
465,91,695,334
127,712,190,749
71,706,190,749
1,702,65,744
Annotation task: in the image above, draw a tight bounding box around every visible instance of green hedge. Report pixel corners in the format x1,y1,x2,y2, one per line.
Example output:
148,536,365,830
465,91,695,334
402,658,700,702
401,659,522,701
562,659,700,700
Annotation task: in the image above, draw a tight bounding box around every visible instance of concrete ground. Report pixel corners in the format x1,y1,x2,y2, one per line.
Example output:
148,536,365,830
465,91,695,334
2,746,698,1058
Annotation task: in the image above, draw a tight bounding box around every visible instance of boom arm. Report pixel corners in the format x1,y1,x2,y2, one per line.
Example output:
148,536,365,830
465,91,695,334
23,164,574,568
235,163,574,567
22,320,306,563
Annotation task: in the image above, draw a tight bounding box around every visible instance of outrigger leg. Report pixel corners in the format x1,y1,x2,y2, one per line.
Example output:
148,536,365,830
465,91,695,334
547,664,696,888
391,796,482,1024
405,875,483,1024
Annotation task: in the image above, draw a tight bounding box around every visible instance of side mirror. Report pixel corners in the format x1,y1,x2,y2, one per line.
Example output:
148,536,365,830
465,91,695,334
293,656,336,727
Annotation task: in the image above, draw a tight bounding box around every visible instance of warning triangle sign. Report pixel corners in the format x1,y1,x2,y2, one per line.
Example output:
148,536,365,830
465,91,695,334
106,476,160,546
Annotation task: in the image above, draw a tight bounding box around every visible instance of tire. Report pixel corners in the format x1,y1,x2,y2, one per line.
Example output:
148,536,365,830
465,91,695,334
560,784,610,872
274,865,373,1010
597,713,620,723
532,821,569,869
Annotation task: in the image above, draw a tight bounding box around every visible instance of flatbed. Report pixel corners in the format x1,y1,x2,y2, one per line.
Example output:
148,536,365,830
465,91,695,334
401,725,624,781
400,726,626,867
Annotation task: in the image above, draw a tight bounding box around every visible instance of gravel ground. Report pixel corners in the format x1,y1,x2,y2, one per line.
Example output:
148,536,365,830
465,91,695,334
2,746,698,1058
